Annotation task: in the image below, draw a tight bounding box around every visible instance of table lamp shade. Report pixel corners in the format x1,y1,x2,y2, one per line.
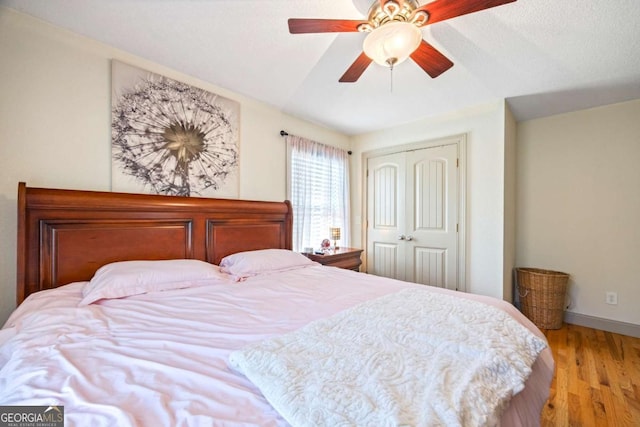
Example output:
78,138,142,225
330,227,341,249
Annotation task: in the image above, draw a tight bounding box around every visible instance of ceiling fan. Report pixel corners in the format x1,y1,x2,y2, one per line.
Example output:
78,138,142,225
288,0,517,82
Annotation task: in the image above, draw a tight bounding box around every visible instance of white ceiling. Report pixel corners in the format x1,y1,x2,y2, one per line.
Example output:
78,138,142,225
3,0,640,135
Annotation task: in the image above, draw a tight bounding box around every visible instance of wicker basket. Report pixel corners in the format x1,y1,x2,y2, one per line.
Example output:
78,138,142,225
517,268,569,330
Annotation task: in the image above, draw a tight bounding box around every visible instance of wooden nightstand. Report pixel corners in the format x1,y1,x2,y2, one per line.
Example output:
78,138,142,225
303,247,363,271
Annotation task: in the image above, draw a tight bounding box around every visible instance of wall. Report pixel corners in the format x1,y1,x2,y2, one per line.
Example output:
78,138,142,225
0,8,350,325
516,99,640,329
351,101,512,300
503,105,517,302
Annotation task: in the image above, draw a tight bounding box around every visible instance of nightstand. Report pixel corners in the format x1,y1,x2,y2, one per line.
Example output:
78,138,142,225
303,247,363,272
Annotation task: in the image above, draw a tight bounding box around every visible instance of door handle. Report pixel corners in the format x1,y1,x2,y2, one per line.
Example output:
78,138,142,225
405,235,414,241
398,235,406,240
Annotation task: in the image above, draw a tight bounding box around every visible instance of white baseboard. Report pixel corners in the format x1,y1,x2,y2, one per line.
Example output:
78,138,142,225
564,312,640,338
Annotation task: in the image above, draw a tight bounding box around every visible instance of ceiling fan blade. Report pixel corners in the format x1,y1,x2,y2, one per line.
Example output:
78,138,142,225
288,19,368,34
339,52,373,83
410,40,454,78
416,0,517,26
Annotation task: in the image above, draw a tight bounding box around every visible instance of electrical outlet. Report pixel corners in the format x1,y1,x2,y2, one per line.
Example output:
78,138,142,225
605,292,618,305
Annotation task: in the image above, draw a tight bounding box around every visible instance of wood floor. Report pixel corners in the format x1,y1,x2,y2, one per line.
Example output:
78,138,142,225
540,323,640,426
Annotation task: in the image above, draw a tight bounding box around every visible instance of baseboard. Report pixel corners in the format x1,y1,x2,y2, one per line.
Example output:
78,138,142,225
564,312,640,338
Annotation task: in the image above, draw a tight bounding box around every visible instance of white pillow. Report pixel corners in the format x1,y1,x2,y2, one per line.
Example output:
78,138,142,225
80,259,227,305
220,249,318,279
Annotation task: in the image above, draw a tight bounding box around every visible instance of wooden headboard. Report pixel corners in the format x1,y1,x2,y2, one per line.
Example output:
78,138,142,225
16,182,293,304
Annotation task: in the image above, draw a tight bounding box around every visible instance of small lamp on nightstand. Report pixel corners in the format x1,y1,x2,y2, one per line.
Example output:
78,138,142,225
330,227,341,250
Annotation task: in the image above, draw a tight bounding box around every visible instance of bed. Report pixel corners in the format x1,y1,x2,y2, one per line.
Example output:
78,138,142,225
1,183,554,426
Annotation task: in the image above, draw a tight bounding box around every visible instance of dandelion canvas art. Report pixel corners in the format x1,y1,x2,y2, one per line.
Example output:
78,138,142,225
111,61,239,197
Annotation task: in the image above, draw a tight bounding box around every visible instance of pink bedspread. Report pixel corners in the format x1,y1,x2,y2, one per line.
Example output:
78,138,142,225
0,266,553,426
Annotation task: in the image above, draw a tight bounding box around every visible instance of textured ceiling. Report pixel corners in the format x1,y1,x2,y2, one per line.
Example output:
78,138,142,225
2,0,640,135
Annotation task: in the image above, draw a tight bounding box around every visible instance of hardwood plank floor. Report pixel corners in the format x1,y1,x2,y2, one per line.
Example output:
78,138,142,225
541,323,640,426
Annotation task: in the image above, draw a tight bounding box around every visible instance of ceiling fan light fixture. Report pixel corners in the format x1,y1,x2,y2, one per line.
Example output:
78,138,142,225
363,21,422,67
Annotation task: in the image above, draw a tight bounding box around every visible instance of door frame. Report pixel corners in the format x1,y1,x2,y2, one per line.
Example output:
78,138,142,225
361,133,467,292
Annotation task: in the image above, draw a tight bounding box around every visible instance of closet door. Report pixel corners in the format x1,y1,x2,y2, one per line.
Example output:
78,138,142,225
405,144,458,289
366,152,408,280
367,144,459,289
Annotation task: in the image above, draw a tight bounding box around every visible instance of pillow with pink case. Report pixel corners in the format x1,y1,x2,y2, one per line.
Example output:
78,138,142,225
80,259,228,305
220,249,318,280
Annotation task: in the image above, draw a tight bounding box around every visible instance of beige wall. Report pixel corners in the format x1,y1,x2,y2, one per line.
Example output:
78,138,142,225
516,99,640,326
503,105,517,302
0,8,349,324
351,101,512,300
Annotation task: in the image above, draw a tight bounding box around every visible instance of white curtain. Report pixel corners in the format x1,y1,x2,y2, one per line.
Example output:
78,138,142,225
286,135,350,252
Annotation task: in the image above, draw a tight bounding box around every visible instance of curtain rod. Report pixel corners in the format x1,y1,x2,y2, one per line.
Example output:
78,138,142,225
279,130,352,155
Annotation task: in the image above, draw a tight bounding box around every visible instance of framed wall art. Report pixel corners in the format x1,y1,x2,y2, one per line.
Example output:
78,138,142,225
111,60,239,198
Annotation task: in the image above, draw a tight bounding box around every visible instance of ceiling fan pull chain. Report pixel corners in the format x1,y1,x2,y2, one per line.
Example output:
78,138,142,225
386,57,397,93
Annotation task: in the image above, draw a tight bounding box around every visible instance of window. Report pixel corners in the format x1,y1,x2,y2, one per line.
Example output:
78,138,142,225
286,135,350,252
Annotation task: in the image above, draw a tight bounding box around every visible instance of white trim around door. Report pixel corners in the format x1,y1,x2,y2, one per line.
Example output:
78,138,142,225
361,133,467,292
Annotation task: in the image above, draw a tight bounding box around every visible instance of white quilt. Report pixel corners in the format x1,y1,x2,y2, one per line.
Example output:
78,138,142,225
229,287,547,427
